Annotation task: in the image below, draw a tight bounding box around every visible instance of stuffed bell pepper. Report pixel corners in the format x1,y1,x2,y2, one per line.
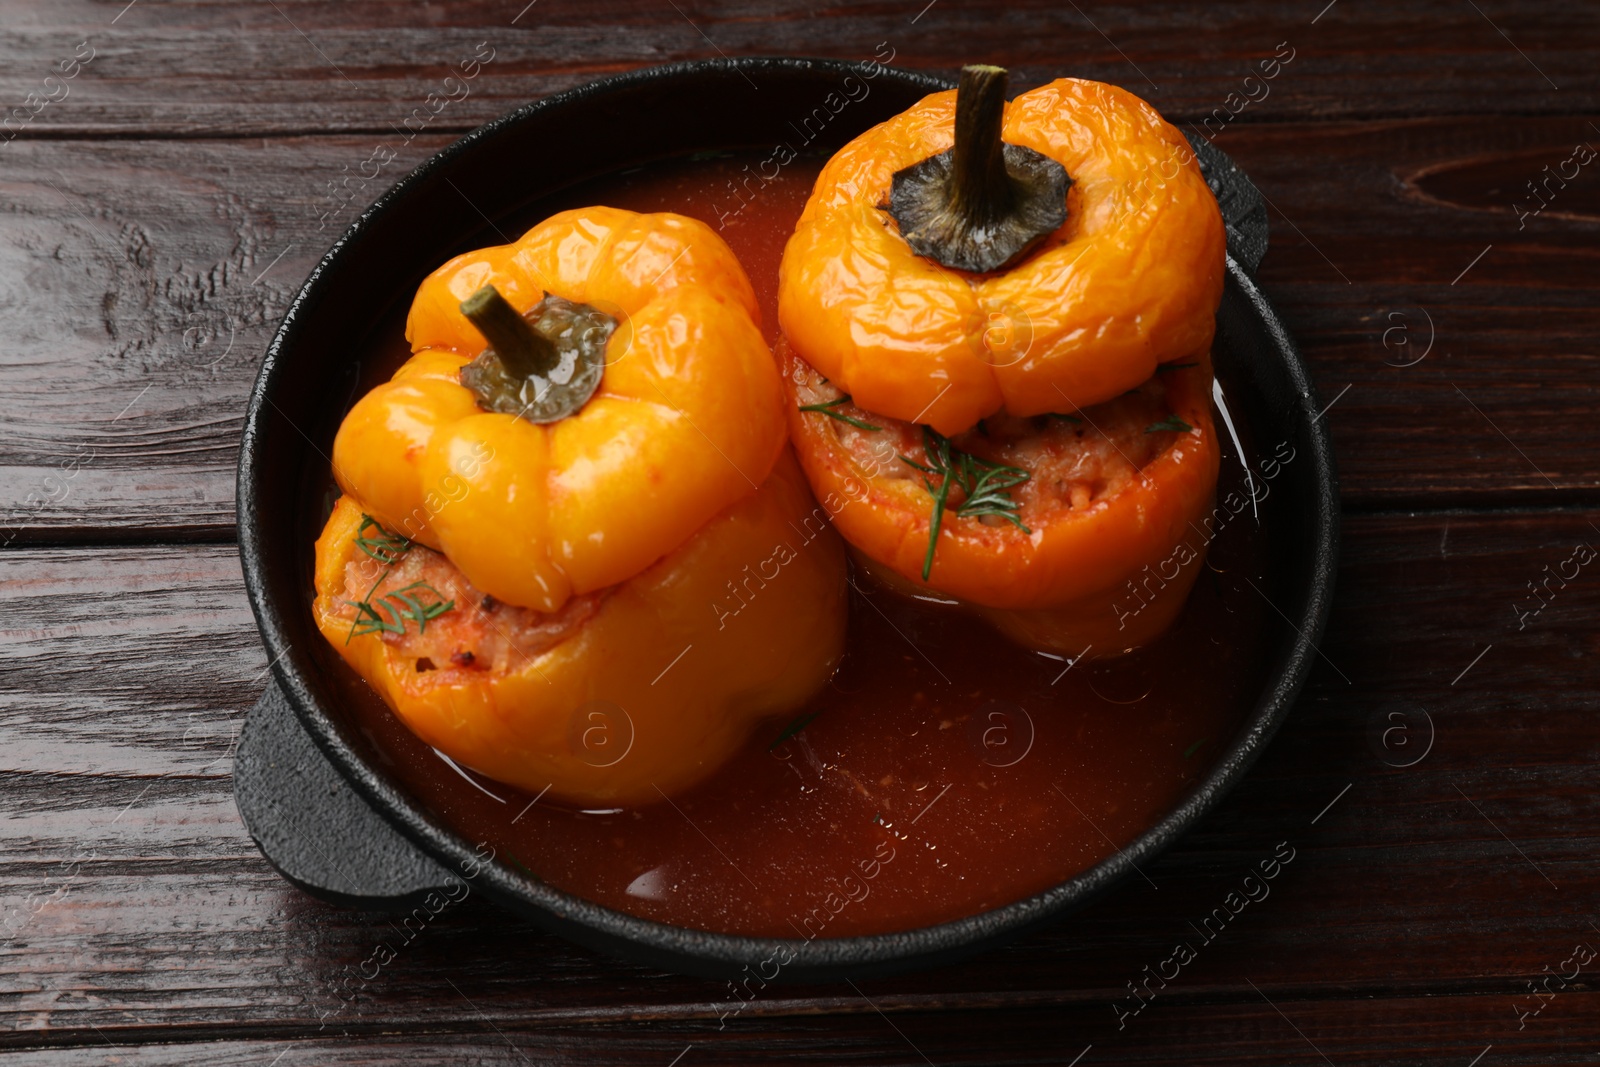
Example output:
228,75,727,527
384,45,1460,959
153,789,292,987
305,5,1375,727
315,207,847,806
777,67,1224,655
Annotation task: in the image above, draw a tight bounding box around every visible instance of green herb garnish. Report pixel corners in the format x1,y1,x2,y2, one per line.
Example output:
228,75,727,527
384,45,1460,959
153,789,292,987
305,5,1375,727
348,581,456,640
1146,416,1194,434
355,513,412,564
900,427,1030,580
769,711,820,750
343,516,455,644
1183,737,1209,759
507,853,543,883
798,395,882,432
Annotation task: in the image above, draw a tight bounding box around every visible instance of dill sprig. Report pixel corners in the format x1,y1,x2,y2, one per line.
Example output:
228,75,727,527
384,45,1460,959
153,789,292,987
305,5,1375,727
769,711,820,750
797,395,882,432
343,515,455,644
1146,415,1194,434
900,427,1031,580
348,581,456,640
508,852,544,883
354,513,412,564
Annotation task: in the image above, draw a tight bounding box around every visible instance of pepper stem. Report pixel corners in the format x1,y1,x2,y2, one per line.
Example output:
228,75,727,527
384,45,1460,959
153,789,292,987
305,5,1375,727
949,65,1014,228
460,284,558,380
456,284,614,424
887,64,1071,274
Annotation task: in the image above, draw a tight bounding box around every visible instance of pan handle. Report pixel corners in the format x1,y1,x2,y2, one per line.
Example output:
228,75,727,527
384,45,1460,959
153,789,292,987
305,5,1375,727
1186,133,1269,276
235,679,454,909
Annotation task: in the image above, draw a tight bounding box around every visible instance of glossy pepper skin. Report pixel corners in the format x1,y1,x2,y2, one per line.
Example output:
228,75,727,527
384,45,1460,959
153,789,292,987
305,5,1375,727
779,341,1220,655
333,207,783,614
313,453,847,806
319,207,848,804
778,78,1225,437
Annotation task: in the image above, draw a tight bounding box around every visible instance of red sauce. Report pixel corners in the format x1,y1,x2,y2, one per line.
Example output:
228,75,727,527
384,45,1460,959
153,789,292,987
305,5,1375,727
334,155,1273,938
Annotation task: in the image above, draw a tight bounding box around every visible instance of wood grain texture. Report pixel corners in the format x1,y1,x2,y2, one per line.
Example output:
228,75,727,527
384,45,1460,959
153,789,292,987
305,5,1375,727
0,0,1593,139
0,133,455,543
1223,115,1600,509
4,995,1599,1066
2,116,1598,543
4,511,1599,1057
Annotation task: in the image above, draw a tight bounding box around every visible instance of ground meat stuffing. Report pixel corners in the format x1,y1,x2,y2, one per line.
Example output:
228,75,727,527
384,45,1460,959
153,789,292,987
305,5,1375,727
334,545,604,675
793,363,1189,523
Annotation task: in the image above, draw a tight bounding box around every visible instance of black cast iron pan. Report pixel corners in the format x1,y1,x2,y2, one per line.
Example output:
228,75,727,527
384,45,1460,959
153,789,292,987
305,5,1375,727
235,57,1338,982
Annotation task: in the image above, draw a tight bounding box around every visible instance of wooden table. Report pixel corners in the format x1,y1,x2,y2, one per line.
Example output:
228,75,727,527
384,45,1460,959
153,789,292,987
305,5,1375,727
3,1,1597,1062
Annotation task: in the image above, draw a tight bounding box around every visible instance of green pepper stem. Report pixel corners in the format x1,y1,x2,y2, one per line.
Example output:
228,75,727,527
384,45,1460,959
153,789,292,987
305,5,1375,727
460,284,558,379
949,64,1015,227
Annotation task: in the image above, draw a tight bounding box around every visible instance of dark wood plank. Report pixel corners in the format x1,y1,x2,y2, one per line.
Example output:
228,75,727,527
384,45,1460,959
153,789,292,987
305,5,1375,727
0,132,454,544
1222,115,1600,510
0,544,262,777
0,0,1592,140
1,115,1597,542
4,509,1600,1055
6,993,1600,1067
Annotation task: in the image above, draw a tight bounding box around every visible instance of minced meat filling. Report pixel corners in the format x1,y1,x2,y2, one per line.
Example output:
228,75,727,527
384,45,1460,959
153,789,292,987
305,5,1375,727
335,545,604,675
794,366,1184,521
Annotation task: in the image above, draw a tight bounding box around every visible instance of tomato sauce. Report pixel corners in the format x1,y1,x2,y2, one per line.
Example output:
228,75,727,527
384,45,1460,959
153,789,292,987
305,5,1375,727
334,154,1273,938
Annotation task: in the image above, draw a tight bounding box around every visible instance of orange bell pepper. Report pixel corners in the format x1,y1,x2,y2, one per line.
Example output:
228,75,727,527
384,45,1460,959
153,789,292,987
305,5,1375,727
776,69,1225,654
778,74,1225,437
333,207,782,613
312,453,846,806
316,207,848,804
